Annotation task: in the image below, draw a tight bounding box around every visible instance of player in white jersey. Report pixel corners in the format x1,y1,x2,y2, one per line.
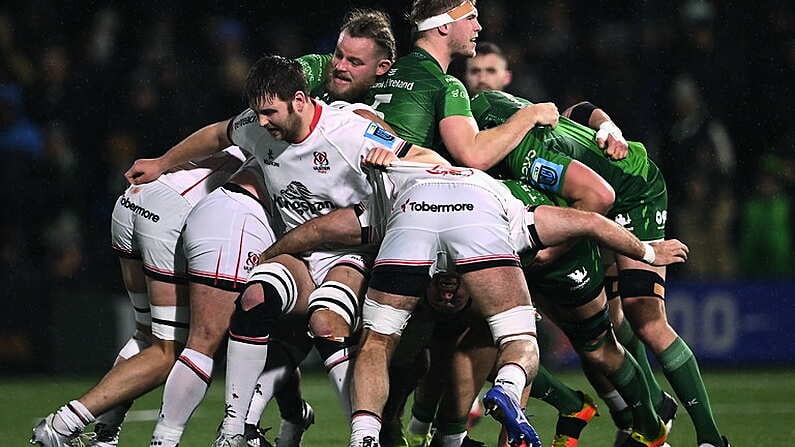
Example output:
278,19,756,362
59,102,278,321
123,55,439,444
31,148,244,447
252,147,689,447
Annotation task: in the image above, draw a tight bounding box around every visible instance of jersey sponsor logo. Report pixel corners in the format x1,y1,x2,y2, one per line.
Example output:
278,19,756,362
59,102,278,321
425,165,474,177
262,148,280,167
400,198,474,213
312,151,330,174
273,181,334,216
655,209,667,228
529,158,563,192
233,114,257,130
364,122,398,148
244,252,260,273
119,196,160,222
566,267,591,290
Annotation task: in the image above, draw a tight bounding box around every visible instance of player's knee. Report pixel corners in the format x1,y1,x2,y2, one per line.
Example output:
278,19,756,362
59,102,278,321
559,306,613,357
485,305,538,349
117,334,152,361
361,296,412,336
307,281,360,335
629,317,674,346
618,269,665,300
150,305,189,343
229,291,283,340
242,262,298,313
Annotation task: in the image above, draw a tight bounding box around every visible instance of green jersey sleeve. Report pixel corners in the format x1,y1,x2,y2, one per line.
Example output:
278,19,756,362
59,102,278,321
296,53,333,97
438,75,473,119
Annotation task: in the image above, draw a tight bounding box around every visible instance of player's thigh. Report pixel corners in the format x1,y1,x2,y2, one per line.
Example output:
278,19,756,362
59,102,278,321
119,257,146,293
463,266,532,317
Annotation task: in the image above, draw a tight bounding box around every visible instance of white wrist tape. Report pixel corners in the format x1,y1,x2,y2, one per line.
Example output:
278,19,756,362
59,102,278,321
642,243,656,265
596,121,625,143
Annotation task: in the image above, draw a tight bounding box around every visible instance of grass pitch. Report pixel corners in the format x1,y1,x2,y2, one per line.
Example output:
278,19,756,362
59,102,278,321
3,370,793,446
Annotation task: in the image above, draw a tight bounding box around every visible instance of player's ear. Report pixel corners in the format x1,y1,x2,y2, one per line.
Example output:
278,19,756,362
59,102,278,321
293,90,309,112
504,69,513,87
375,59,392,76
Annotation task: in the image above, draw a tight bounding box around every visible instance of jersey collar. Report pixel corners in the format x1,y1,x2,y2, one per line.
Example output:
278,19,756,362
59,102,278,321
411,46,444,72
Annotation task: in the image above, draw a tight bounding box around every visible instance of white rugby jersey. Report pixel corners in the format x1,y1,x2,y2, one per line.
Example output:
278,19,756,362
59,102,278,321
157,146,246,205
227,101,412,230
368,161,538,253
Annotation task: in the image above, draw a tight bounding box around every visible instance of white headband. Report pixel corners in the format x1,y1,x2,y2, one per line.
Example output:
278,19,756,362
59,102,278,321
415,1,477,32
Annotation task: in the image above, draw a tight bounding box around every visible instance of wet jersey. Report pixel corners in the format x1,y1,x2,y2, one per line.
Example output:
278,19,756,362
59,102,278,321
227,101,412,231
365,47,472,157
471,90,655,211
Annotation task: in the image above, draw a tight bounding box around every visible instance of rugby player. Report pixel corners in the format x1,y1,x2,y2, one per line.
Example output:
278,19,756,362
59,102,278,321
124,55,439,445
471,90,731,447
147,10,398,447
31,148,245,447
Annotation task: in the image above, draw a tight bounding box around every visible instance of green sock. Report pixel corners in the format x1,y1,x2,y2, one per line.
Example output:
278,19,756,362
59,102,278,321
435,418,468,436
615,318,664,409
529,365,583,414
607,352,659,439
411,397,437,424
658,337,722,445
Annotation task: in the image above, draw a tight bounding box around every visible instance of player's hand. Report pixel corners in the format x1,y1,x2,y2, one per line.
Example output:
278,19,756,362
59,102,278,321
596,121,628,160
649,239,689,266
124,158,166,185
527,244,570,269
527,102,559,128
364,147,397,169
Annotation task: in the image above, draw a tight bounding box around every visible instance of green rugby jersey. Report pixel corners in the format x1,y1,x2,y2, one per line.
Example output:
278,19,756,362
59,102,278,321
471,90,653,210
365,47,472,157
296,53,334,101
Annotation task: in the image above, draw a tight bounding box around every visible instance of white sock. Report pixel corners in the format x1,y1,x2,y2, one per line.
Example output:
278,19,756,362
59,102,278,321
222,339,269,435
52,400,94,435
246,364,290,425
155,348,213,439
325,350,353,417
440,431,467,447
149,422,181,447
349,412,381,447
407,416,431,436
494,363,527,403
600,390,629,412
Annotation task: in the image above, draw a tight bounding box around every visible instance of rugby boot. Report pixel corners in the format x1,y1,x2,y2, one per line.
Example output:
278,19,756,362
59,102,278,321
483,385,542,447
86,422,120,447
211,432,247,447
551,391,599,447
244,423,274,447
657,392,678,432
275,400,314,447
698,435,732,447
30,415,93,447
617,419,669,447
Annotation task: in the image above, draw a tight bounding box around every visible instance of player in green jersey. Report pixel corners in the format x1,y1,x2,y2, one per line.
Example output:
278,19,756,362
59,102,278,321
470,87,731,447
365,0,559,170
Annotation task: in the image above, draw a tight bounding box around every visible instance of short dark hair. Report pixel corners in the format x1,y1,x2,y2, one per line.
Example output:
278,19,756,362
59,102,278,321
476,41,508,64
341,9,397,62
409,0,477,28
245,55,308,108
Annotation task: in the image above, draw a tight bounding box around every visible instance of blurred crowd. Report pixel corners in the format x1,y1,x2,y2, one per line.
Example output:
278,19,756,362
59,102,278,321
1,0,792,370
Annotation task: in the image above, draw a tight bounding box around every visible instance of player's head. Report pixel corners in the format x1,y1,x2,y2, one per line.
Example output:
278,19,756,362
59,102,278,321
426,272,469,314
410,0,481,58
328,9,396,102
466,41,512,94
246,55,309,143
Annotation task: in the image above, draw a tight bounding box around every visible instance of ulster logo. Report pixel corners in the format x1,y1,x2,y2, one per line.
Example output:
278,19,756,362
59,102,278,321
313,151,330,174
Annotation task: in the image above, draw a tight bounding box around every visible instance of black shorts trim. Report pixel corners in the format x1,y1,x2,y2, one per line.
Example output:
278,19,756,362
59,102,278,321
370,264,431,297
456,258,521,274
113,247,142,260
222,182,264,208
187,273,246,292
133,305,150,314
143,266,188,284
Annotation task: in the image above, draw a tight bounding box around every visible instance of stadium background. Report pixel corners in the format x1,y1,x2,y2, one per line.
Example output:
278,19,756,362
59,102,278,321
1,0,793,445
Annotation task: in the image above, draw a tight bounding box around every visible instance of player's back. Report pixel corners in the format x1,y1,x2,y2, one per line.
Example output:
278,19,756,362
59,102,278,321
156,146,246,205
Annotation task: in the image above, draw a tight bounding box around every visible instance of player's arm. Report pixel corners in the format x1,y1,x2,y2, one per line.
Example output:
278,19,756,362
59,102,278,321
439,103,559,170
259,208,363,260
560,161,615,214
124,119,232,184
532,206,689,266
564,101,627,160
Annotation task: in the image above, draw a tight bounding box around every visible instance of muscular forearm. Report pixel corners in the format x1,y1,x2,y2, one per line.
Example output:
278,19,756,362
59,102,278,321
160,120,232,169
464,108,540,170
260,208,362,260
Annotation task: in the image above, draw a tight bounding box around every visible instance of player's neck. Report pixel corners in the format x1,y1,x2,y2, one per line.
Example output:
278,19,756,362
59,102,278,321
416,38,452,73
294,99,319,144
